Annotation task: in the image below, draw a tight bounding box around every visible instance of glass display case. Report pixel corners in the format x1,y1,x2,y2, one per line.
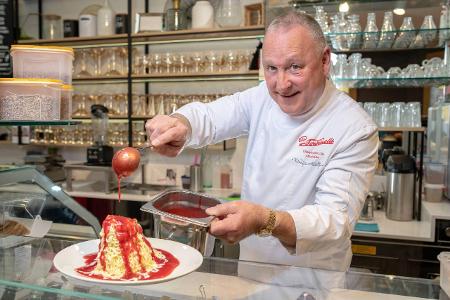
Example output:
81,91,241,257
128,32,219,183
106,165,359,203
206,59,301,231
0,166,101,244
0,237,444,299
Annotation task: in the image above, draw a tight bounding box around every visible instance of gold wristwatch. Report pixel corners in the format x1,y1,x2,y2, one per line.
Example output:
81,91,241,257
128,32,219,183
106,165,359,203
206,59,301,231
257,209,276,237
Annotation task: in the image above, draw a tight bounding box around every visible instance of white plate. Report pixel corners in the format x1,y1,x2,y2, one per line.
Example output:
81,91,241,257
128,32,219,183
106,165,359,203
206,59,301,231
53,238,203,285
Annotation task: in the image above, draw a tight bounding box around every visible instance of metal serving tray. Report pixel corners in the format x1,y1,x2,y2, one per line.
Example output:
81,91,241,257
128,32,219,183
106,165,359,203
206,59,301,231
140,189,221,227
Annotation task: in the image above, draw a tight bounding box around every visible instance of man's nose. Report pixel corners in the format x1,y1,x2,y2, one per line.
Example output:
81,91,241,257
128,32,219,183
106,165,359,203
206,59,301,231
276,71,292,91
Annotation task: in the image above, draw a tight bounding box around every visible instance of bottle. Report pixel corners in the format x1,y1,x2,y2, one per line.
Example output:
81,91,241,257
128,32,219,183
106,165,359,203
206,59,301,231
202,152,213,188
439,4,450,46
363,12,379,49
378,11,396,49
165,0,187,31
220,163,233,189
192,1,214,29
97,0,115,36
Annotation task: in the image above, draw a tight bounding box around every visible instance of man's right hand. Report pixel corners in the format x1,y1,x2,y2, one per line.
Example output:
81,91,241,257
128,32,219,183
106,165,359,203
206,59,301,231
145,114,190,157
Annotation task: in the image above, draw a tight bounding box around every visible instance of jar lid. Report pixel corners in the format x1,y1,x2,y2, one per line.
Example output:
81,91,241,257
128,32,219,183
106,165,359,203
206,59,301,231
11,45,74,56
0,78,63,86
386,154,416,173
61,84,74,90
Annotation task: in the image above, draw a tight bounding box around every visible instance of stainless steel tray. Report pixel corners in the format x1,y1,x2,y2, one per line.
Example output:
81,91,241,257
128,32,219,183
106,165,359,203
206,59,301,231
140,189,222,227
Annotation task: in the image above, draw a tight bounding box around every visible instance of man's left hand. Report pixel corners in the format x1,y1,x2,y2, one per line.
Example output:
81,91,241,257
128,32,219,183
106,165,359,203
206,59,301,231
205,201,270,244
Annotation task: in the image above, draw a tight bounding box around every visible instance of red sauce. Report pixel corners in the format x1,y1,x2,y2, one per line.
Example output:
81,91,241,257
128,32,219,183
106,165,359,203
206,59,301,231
164,206,208,218
76,215,180,281
117,176,121,202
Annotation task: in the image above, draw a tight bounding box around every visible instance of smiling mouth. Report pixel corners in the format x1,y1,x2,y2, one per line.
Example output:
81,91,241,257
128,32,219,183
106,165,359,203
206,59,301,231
278,91,300,98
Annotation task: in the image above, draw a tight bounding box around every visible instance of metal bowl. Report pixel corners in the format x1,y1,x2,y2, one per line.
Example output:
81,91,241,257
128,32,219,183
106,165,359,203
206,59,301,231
141,189,221,256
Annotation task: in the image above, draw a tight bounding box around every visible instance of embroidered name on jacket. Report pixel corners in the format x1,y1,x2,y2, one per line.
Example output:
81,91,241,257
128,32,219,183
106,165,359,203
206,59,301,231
298,136,334,147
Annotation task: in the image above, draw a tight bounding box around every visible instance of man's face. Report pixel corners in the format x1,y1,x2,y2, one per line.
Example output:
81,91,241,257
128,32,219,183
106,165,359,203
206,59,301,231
262,26,330,116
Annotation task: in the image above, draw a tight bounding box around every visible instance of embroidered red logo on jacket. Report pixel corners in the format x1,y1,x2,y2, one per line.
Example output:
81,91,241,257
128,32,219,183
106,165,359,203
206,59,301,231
298,136,334,147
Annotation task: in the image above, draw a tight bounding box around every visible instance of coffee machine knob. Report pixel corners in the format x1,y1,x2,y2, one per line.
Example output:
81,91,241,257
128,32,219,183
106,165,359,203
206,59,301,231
445,227,450,238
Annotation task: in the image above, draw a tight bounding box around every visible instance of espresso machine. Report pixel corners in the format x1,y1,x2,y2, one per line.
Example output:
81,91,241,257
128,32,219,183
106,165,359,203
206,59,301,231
86,105,113,166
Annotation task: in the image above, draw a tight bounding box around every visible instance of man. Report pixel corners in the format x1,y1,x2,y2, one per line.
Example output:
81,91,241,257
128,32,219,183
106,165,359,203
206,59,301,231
145,11,378,272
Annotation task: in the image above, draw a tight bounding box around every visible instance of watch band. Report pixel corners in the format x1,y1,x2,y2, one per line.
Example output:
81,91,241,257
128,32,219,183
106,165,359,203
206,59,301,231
257,209,276,237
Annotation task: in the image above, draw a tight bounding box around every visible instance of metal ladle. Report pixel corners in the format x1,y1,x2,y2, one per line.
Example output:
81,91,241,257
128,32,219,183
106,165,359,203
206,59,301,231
111,145,152,178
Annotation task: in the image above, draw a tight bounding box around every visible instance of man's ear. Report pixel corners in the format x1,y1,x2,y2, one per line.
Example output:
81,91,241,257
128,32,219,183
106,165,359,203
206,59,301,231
321,46,331,75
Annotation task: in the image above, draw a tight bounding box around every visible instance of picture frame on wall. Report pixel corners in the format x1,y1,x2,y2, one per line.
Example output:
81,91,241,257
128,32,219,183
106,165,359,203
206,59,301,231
135,13,164,33
245,3,264,26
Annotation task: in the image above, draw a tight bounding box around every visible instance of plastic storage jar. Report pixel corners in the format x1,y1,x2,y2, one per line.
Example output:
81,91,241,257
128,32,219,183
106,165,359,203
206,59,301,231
438,252,450,297
424,183,444,202
60,84,73,120
0,78,62,120
10,45,74,84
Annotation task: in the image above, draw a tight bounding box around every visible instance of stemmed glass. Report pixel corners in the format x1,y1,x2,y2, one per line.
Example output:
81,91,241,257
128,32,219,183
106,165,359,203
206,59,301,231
75,49,93,77
91,48,105,77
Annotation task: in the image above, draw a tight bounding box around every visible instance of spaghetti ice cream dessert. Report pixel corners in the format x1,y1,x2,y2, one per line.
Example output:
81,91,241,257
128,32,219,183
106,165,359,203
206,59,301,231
76,215,179,281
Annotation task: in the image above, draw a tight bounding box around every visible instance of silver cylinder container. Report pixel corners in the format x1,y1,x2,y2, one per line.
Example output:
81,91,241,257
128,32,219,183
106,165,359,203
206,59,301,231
384,154,416,221
386,172,415,221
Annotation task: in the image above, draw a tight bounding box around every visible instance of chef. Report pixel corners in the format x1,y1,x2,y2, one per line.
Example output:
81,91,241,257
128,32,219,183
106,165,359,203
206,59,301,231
145,11,378,272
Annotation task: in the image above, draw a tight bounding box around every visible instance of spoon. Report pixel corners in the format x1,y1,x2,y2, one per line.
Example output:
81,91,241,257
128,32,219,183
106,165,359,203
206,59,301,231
112,145,153,178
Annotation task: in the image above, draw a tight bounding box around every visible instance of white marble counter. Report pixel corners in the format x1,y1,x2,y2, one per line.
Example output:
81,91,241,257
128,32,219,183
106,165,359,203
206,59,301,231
352,200,450,242
63,181,237,202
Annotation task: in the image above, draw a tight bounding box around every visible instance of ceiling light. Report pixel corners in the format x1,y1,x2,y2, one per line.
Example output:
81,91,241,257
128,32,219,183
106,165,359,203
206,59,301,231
393,8,405,15
339,2,350,13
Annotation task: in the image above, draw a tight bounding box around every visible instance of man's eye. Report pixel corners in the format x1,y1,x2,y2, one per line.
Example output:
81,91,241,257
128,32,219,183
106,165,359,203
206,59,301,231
267,66,277,72
290,64,302,71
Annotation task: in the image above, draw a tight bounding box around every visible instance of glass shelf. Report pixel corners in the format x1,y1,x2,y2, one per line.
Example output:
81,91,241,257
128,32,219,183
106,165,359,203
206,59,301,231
327,28,449,52
0,120,81,126
333,77,450,88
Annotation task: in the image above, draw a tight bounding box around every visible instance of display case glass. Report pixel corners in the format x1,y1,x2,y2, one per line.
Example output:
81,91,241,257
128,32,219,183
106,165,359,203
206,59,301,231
0,166,101,244
0,237,443,299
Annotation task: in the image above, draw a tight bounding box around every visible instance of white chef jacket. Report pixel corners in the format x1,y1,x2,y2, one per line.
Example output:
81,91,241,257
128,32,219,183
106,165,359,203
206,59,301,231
176,80,378,272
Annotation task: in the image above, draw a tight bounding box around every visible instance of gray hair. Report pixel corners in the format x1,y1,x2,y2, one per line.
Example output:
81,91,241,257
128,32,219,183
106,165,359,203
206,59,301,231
267,10,327,54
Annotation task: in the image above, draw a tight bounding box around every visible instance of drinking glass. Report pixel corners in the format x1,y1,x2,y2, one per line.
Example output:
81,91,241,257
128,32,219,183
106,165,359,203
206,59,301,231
191,52,204,73
205,51,221,73
389,102,405,127
404,102,422,127
224,50,238,72
162,52,173,74
378,102,391,127
91,48,105,76
147,94,156,116
75,49,93,77
104,47,123,76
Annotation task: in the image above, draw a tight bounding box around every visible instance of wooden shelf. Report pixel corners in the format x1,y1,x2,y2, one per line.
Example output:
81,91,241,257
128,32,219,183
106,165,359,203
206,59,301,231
17,26,265,48
72,71,259,84
378,127,425,132
29,142,136,148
